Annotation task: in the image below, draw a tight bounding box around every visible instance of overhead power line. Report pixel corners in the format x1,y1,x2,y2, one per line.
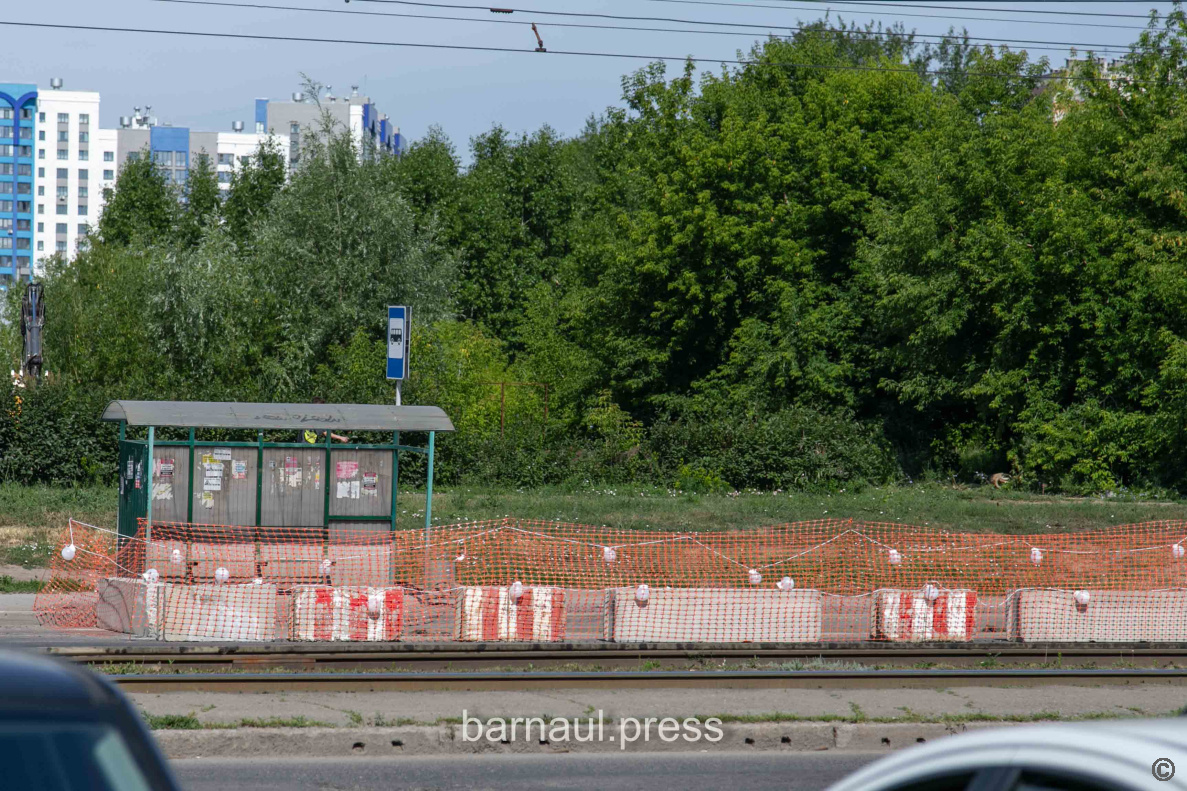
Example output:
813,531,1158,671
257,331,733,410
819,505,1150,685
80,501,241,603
345,0,1146,51
153,0,1138,54
642,0,1149,31
740,0,1166,20
0,18,1163,82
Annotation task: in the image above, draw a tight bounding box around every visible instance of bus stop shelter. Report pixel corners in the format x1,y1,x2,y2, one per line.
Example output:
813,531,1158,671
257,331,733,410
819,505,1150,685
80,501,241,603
103,401,455,541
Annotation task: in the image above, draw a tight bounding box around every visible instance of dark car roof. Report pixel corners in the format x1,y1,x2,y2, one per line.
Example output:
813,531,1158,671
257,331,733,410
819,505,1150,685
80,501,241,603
0,650,115,712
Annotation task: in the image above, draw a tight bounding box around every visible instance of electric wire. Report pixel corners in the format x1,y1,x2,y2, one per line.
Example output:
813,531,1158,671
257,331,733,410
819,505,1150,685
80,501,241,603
152,0,1140,54
0,19,1167,83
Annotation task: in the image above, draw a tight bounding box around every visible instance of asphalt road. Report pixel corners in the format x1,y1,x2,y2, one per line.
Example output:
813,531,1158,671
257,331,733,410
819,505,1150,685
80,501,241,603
172,752,883,791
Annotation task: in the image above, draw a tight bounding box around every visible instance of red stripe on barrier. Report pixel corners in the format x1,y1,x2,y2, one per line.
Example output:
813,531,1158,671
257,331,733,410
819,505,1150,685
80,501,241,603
933,593,949,638
551,589,565,641
480,586,500,642
515,589,534,640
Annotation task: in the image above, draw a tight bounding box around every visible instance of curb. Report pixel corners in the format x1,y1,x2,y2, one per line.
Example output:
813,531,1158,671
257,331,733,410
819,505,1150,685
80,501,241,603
156,721,1017,759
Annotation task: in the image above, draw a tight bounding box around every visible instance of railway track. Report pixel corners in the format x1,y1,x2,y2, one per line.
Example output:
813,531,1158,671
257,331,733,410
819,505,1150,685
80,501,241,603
48,642,1187,671
107,667,1187,693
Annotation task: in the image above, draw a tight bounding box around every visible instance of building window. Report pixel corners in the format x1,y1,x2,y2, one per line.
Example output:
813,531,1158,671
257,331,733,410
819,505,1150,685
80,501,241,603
78,205,87,215
78,223,87,235
18,127,30,140
102,188,112,200
16,146,30,157
56,205,66,215
218,171,232,184
36,204,43,214
37,112,44,122
0,238,11,249
37,167,43,177
17,164,30,176
36,241,42,251
57,149,67,160
15,238,29,249
0,145,11,156
56,186,67,199
16,201,30,213
78,132,89,143
1,108,13,120
20,108,31,120
16,219,29,231
37,130,44,141
78,186,87,199
0,200,12,212
78,169,88,180
79,114,89,124
57,113,68,124
57,130,68,143
0,163,10,175
218,153,234,165
56,241,66,252
38,149,44,160
36,222,42,232
0,218,10,230
55,223,67,234
56,168,67,178
103,169,114,180
37,186,44,196
127,152,140,162
16,182,29,195
78,150,88,161
104,151,113,162
153,151,168,165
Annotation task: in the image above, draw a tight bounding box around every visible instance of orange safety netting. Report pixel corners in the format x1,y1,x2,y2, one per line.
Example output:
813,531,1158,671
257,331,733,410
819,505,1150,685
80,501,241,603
33,517,1187,643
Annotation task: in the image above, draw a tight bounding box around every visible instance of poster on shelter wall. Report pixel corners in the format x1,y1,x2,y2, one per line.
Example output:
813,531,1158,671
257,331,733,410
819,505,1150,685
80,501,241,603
362,472,378,496
284,456,302,488
336,461,359,480
232,459,248,480
203,476,222,492
213,448,232,461
201,492,214,509
152,482,173,501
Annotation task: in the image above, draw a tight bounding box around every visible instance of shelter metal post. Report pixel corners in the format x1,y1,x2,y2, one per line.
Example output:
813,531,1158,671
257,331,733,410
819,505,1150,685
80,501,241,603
391,430,399,534
145,425,155,544
187,428,195,523
424,431,435,541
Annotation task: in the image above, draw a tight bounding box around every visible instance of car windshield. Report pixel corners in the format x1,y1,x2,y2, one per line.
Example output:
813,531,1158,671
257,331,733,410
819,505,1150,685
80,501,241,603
0,721,153,791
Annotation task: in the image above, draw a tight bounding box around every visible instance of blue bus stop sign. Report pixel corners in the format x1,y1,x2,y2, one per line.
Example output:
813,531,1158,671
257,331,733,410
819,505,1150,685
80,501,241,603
387,305,409,380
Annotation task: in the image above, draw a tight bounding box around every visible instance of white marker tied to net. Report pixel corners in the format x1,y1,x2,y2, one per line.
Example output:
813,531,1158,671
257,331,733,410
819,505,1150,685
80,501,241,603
367,592,383,618
509,581,524,601
1175,544,1185,559
1073,590,1090,606
748,569,762,585
1030,547,1043,566
170,548,183,565
61,544,76,561
603,546,617,563
887,549,902,565
142,568,159,584
922,583,940,602
777,576,795,592
635,583,649,603
214,567,230,584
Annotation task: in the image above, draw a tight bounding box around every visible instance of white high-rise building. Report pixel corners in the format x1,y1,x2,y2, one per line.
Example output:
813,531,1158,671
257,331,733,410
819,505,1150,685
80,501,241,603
33,86,110,268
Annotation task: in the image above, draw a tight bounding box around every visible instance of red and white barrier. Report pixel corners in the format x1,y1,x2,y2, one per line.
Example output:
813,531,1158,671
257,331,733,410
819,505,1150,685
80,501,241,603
292,586,404,641
872,589,976,641
457,586,566,642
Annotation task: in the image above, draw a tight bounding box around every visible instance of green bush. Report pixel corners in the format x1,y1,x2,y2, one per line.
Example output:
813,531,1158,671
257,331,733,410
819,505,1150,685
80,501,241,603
0,383,118,486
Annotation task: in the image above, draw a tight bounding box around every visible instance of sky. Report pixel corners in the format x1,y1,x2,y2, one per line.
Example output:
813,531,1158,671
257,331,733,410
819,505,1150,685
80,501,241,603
2,0,1178,156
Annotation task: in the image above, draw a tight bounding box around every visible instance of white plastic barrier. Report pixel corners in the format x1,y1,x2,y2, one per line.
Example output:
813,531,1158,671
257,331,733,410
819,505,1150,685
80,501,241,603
872,589,976,641
611,588,822,643
1009,589,1187,643
292,586,404,642
96,577,162,638
159,582,279,641
457,586,566,642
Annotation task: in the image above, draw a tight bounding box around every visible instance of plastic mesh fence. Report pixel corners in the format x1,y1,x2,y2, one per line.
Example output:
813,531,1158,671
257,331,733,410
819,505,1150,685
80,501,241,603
33,517,1187,643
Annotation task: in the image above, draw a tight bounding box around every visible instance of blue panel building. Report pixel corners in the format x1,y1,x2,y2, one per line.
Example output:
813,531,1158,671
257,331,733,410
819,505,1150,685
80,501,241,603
149,125,190,186
0,83,37,287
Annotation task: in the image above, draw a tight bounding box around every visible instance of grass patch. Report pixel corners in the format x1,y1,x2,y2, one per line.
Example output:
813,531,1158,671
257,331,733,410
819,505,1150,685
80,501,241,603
6,480,1187,568
142,712,332,730
0,575,43,593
